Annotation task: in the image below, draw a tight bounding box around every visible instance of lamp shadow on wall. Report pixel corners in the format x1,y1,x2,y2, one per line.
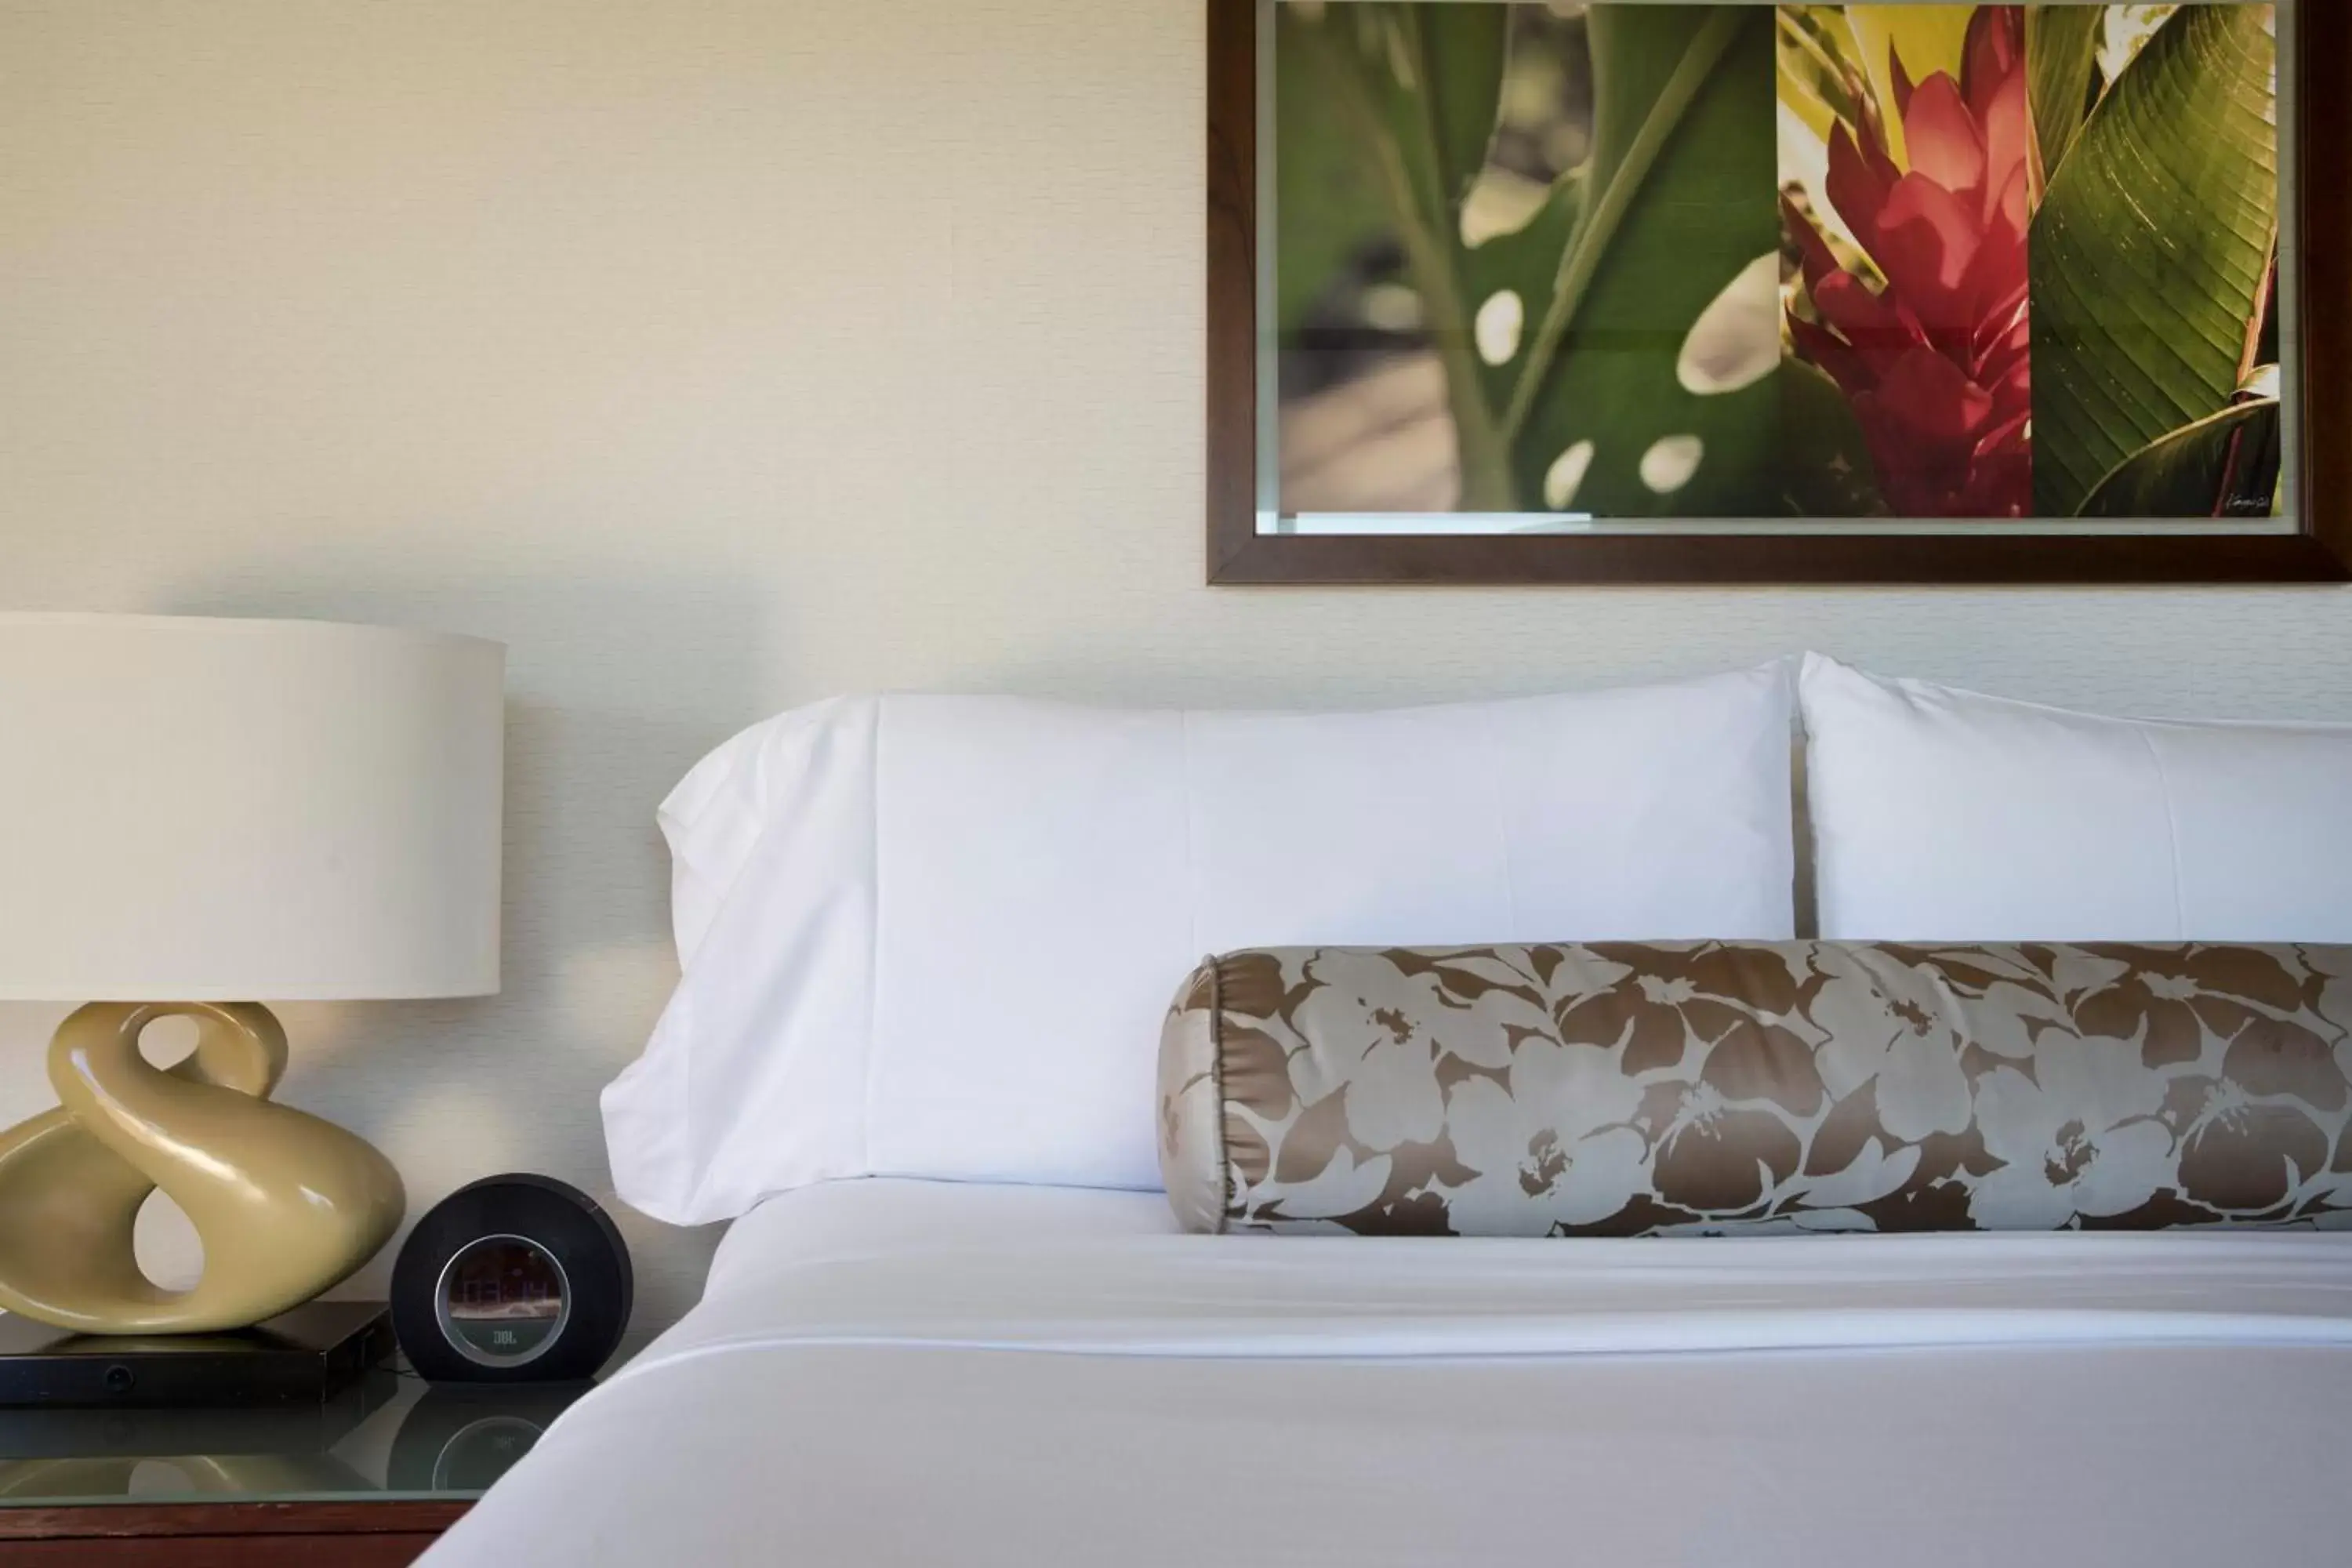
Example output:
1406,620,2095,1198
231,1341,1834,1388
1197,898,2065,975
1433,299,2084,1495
159,561,770,1341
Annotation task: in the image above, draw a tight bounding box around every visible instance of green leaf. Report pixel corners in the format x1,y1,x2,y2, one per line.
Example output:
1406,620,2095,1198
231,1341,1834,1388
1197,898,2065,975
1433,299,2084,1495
2025,5,2103,181
1778,359,1886,519
1777,7,1867,143
2030,5,2278,517
1288,4,1518,509
1462,172,1586,421
1273,9,1395,336
1336,4,1499,234
1408,4,1509,211
2074,398,2281,519
1505,5,1780,517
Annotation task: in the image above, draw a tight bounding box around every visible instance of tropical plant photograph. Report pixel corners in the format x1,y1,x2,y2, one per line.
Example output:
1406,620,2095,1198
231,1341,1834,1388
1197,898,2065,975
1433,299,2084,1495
1272,1,2286,525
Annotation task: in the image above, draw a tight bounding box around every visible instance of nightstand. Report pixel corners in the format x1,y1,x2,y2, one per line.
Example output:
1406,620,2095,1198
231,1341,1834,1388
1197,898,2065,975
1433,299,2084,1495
0,1373,585,1565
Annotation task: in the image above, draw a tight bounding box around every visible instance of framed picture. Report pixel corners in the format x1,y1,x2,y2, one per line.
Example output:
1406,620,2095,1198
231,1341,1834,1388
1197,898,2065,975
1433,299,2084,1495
1206,0,2352,583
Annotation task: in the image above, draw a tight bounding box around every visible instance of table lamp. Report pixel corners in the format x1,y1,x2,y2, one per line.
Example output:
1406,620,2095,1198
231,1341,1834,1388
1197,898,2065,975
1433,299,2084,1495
0,615,503,1345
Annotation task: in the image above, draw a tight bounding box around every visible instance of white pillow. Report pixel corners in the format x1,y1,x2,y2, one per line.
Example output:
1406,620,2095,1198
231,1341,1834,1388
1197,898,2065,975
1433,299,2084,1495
603,662,1797,1224
1801,653,2352,943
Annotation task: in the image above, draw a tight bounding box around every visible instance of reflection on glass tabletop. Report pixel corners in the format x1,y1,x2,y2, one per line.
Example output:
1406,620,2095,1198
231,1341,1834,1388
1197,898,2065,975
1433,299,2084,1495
0,1374,589,1507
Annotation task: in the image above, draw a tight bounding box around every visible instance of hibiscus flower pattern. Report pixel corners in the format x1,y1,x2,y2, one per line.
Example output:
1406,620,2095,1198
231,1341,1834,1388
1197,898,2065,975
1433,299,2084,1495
1159,941,2352,1237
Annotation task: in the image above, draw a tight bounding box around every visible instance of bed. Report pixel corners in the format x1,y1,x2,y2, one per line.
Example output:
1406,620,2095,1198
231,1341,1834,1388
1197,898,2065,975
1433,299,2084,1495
426,1175,2352,1567
433,660,2352,1565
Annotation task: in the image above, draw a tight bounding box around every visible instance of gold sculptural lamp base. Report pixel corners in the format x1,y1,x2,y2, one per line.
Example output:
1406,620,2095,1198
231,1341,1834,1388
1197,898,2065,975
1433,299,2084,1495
0,1004,405,1335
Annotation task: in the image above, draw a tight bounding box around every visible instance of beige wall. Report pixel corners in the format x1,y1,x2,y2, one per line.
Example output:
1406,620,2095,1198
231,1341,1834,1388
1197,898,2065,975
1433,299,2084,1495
2,0,2347,1344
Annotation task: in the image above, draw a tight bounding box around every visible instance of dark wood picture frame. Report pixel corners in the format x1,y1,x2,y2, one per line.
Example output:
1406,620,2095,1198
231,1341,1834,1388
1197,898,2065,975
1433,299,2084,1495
1207,0,2352,585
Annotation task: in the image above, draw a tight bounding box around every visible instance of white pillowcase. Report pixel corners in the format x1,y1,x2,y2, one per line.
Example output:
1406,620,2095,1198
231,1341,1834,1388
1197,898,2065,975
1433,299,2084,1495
1801,653,2352,943
603,662,1798,1224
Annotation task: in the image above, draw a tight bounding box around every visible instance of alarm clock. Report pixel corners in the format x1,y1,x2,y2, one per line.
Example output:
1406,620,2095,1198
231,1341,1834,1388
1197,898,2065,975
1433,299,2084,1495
390,1174,632,1383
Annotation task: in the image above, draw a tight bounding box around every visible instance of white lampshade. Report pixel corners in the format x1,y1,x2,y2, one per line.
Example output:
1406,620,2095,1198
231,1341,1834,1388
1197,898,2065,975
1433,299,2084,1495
0,615,504,1002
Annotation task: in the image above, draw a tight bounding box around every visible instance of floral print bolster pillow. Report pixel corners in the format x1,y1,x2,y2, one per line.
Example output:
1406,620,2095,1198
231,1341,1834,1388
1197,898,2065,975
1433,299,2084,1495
1157,943,2352,1237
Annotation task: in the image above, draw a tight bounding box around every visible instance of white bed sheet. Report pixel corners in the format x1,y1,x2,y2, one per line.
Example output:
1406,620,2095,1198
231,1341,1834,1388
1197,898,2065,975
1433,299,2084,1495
426,1180,2352,1567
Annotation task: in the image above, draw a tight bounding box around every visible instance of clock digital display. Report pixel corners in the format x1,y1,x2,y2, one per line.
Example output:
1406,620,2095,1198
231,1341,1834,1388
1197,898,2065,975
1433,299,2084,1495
434,1236,572,1368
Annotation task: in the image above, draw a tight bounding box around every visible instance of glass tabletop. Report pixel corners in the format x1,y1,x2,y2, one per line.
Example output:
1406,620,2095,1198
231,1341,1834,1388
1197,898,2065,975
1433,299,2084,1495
0,1373,589,1508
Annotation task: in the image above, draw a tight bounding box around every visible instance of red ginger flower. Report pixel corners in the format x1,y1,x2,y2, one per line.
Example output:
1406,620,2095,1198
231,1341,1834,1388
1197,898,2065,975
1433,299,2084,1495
1787,6,2033,517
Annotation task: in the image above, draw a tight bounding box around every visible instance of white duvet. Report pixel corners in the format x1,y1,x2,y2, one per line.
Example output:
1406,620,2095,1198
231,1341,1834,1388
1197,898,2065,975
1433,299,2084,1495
426,1180,2352,1567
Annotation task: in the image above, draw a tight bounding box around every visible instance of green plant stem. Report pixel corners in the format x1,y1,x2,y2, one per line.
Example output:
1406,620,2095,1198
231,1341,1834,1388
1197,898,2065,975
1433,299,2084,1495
1502,9,1745,445
1392,5,1517,509
2238,241,2278,385
1305,18,1518,511
1394,9,1459,232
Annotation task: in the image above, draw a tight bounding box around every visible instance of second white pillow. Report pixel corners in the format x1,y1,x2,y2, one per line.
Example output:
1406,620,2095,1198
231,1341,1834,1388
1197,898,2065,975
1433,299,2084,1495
1801,653,2352,943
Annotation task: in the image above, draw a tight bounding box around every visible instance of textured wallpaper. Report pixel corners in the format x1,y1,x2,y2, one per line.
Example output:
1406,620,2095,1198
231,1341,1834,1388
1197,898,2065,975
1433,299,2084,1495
2,0,2347,1344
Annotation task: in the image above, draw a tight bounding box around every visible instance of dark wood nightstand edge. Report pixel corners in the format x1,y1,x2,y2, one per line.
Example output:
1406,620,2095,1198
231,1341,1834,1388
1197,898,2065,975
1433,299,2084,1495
0,1500,472,1540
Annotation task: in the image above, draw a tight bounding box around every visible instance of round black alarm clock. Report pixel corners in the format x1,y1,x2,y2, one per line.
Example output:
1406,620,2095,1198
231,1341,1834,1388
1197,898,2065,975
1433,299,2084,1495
391,1174,632,1383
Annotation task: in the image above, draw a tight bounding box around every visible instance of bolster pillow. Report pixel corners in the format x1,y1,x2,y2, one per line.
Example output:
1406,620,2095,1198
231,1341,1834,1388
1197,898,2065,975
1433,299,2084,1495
1157,942,2352,1236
